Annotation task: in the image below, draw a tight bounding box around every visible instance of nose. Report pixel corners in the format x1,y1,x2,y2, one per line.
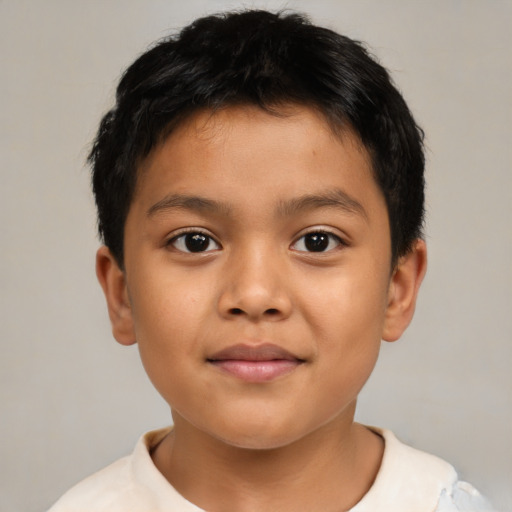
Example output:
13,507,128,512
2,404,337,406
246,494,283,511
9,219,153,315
217,245,293,322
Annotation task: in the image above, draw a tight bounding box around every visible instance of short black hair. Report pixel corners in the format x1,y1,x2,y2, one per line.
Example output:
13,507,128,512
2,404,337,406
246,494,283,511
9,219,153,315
90,9,424,267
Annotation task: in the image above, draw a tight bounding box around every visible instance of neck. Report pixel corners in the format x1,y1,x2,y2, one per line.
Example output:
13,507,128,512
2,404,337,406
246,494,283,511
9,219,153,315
152,406,384,512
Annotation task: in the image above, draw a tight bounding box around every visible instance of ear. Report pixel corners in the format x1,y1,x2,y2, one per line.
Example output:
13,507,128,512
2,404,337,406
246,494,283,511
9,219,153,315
382,239,427,342
95,246,137,346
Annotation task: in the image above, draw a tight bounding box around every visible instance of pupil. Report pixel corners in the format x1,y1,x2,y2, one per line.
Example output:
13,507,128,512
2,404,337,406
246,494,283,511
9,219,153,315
185,233,209,252
305,233,329,252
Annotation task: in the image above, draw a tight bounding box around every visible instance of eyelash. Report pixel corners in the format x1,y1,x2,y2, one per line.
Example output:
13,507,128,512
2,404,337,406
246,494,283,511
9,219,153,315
166,228,346,254
291,230,345,253
167,229,221,253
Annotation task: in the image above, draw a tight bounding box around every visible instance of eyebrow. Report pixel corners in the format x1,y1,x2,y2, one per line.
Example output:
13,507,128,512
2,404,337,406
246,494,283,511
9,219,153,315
277,189,368,220
147,194,232,217
147,188,367,220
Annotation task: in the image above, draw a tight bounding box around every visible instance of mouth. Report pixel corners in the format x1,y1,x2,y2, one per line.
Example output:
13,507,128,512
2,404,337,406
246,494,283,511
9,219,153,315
207,343,305,382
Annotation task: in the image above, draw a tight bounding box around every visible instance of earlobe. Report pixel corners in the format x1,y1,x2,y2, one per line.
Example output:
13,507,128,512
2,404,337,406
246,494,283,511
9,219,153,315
382,239,427,342
95,246,137,346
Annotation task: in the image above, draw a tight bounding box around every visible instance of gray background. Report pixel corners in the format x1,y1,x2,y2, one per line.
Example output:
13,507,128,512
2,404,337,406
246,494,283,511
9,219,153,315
1,1,511,511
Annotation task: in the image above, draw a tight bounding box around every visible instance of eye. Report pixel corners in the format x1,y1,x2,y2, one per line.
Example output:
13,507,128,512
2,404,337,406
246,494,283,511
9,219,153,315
291,231,343,253
169,232,221,253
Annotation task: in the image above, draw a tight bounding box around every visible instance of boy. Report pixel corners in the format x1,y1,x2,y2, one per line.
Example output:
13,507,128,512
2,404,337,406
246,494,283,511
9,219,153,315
49,10,494,512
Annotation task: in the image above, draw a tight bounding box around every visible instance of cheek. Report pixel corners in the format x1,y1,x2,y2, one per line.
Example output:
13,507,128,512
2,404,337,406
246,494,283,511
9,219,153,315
300,263,389,338
299,262,389,389
130,267,210,337
127,274,207,384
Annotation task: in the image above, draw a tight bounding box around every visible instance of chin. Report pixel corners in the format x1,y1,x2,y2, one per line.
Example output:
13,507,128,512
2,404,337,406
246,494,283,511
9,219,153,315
208,417,311,451
219,434,297,451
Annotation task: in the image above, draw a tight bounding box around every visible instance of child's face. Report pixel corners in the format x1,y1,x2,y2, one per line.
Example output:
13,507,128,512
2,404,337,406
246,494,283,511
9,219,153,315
99,105,422,449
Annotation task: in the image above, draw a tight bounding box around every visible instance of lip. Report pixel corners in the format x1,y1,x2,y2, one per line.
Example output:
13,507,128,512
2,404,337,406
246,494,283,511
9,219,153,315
207,343,304,382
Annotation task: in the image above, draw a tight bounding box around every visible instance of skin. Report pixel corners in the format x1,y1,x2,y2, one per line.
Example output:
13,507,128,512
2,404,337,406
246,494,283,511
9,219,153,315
97,105,427,512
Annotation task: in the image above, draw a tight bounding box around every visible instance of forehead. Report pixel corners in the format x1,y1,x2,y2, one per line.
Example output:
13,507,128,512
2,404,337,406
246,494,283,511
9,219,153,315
136,104,375,191
130,104,385,226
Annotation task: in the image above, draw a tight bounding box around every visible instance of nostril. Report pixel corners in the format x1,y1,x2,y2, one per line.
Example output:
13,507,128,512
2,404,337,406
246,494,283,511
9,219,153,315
227,307,280,316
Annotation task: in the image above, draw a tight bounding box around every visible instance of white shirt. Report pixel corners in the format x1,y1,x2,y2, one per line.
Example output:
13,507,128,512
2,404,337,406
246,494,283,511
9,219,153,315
48,427,494,511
